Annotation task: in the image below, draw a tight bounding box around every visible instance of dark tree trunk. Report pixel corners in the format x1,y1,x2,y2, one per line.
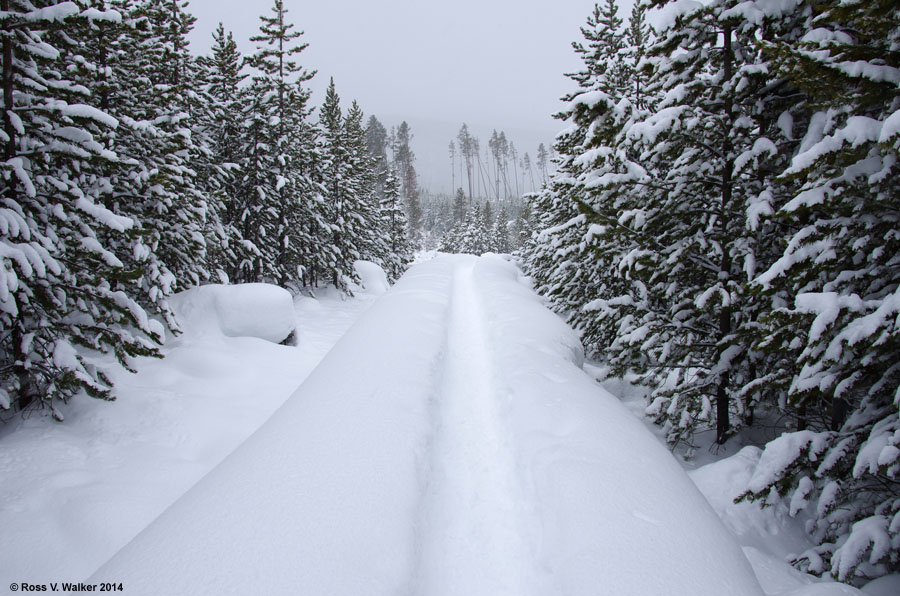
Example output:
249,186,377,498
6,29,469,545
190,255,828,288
716,25,735,445
2,0,15,160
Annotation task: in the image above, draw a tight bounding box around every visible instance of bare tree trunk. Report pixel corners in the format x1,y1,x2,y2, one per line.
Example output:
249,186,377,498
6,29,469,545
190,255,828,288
450,144,455,192
477,151,491,201
512,157,520,198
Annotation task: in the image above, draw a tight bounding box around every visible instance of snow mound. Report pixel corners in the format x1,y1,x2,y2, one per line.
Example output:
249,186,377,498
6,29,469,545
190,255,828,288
690,448,867,596
353,260,389,295
169,283,296,344
690,446,811,558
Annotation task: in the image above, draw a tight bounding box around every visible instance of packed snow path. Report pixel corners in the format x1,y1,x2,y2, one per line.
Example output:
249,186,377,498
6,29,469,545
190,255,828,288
414,263,541,595
89,255,765,596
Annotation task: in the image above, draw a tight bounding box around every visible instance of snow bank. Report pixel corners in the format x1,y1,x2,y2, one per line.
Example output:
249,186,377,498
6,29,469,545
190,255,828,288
89,259,457,595
743,547,864,596
0,287,377,590
690,446,811,557
169,283,296,344
472,255,764,596
689,446,866,596
353,259,389,295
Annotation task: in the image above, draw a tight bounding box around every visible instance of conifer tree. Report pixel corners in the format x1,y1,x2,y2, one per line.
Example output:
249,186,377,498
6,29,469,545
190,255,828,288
459,203,490,255
379,167,412,282
625,1,652,110
344,100,384,266
239,0,320,286
457,123,475,200
365,114,389,204
592,0,808,447
492,203,511,253
63,0,210,332
125,0,209,290
743,0,900,582
196,23,247,282
404,162,423,247
318,79,359,288
536,143,549,185
482,200,494,235
390,120,422,245
0,1,164,417
570,0,628,96
524,0,633,337
452,187,467,224
526,0,815,451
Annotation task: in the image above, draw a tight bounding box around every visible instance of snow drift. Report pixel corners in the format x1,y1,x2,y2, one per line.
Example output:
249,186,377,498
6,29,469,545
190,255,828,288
89,255,764,596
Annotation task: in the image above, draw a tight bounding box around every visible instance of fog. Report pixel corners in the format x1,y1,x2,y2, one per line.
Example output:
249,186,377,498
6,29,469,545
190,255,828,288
187,0,611,194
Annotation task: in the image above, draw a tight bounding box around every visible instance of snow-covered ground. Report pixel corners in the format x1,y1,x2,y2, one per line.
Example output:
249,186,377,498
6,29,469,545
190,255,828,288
593,367,885,595
1,254,891,595
85,255,758,594
0,274,381,589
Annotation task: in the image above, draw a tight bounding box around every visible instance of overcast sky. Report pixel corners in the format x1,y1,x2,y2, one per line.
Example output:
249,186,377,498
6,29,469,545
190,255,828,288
186,0,617,194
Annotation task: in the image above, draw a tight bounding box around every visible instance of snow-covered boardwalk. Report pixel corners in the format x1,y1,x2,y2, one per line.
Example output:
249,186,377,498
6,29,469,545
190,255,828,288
89,255,764,595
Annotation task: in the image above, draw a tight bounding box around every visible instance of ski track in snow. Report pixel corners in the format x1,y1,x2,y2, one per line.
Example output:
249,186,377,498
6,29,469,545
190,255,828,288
414,262,538,596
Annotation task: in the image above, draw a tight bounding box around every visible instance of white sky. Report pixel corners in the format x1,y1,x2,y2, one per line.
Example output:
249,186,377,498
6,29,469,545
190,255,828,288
187,0,622,194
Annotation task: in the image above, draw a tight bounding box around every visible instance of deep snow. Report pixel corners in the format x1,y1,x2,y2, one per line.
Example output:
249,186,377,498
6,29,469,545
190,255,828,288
88,255,763,595
0,278,379,589
0,254,881,595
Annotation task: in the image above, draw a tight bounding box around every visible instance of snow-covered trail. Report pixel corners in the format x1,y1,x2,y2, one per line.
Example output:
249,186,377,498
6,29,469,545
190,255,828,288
87,255,766,596
414,262,541,596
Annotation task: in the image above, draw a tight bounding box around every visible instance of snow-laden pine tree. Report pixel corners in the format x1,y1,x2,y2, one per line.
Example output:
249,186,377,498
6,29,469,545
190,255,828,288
570,0,630,94
56,0,210,339
404,162,423,246
59,0,211,334
195,23,248,283
491,202,511,253
0,1,165,417
587,0,810,448
365,114,389,205
524,0,636,345
239,0,322,287
625,1,652,111
118,0,209,294
392,121,422,246
318,79,360,289
344,100,386,268
452,187,467,225
742,0,900,582
379,167,412,282
440,189,465,253
458,203,492,255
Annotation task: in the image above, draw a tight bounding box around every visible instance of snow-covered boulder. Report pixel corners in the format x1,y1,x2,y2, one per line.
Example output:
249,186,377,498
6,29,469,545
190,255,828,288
353,260,389,295
169,283,296,344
